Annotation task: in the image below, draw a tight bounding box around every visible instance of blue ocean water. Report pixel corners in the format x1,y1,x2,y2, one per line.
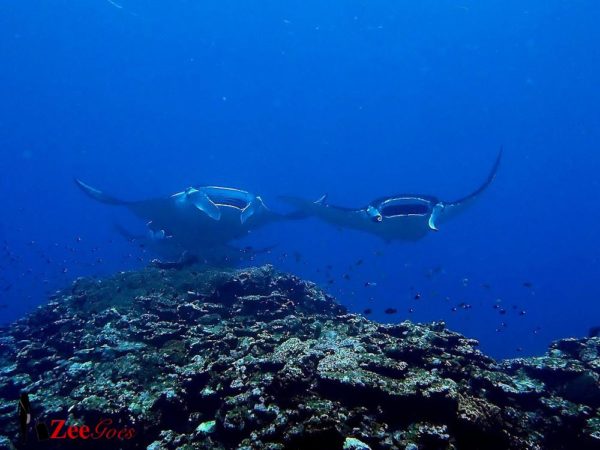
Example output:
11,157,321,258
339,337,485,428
0,0,599,359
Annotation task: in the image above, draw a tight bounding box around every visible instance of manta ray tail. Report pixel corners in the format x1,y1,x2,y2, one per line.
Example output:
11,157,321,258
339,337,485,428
278,194,328,208
278,194,329,219
446,147,503,206
74,179,131,206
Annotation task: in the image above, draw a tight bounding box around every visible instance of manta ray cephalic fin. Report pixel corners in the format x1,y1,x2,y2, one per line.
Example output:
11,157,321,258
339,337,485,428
240,196,265,224
428,203,445,231
189,190,221,221
173,188,222,221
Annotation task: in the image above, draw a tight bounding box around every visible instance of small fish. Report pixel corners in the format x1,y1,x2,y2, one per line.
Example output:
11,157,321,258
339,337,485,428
499,308,507,315
408,307,414,313
355,259,364,266
519,310,527,316
364,281,377,287
522,281,533,288
342,274,351,280
0,304,7,309
414,292,421,300
363,308,373,315
384,308,397,314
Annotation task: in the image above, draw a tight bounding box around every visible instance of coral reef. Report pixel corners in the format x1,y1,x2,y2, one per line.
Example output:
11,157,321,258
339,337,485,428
0,264,598,449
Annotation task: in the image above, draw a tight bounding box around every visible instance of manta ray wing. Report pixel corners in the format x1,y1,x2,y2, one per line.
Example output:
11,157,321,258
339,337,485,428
74,179,131,206
431,147,503,228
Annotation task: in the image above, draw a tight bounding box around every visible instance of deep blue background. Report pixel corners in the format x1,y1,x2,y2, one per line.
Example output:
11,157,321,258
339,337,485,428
1,1,599,358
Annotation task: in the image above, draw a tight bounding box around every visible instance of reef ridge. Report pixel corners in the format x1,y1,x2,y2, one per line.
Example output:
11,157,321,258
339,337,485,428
0,264,598,449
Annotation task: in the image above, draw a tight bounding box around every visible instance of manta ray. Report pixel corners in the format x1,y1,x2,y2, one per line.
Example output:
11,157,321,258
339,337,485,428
75,180,285,252
281,149,502,242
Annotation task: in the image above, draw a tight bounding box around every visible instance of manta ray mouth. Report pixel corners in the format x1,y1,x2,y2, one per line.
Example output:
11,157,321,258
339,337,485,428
211,197,249,210
201,187,255,211
379,198,432,217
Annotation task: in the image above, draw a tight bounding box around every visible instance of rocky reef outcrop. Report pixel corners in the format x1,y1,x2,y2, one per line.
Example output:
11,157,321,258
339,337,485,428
0,264,598,449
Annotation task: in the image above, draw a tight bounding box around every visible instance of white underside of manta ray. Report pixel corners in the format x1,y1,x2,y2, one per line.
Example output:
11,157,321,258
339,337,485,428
280,149,502,242
75,181,286,254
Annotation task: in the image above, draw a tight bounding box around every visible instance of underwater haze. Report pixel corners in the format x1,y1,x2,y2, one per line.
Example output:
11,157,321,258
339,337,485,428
1,0,600,359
